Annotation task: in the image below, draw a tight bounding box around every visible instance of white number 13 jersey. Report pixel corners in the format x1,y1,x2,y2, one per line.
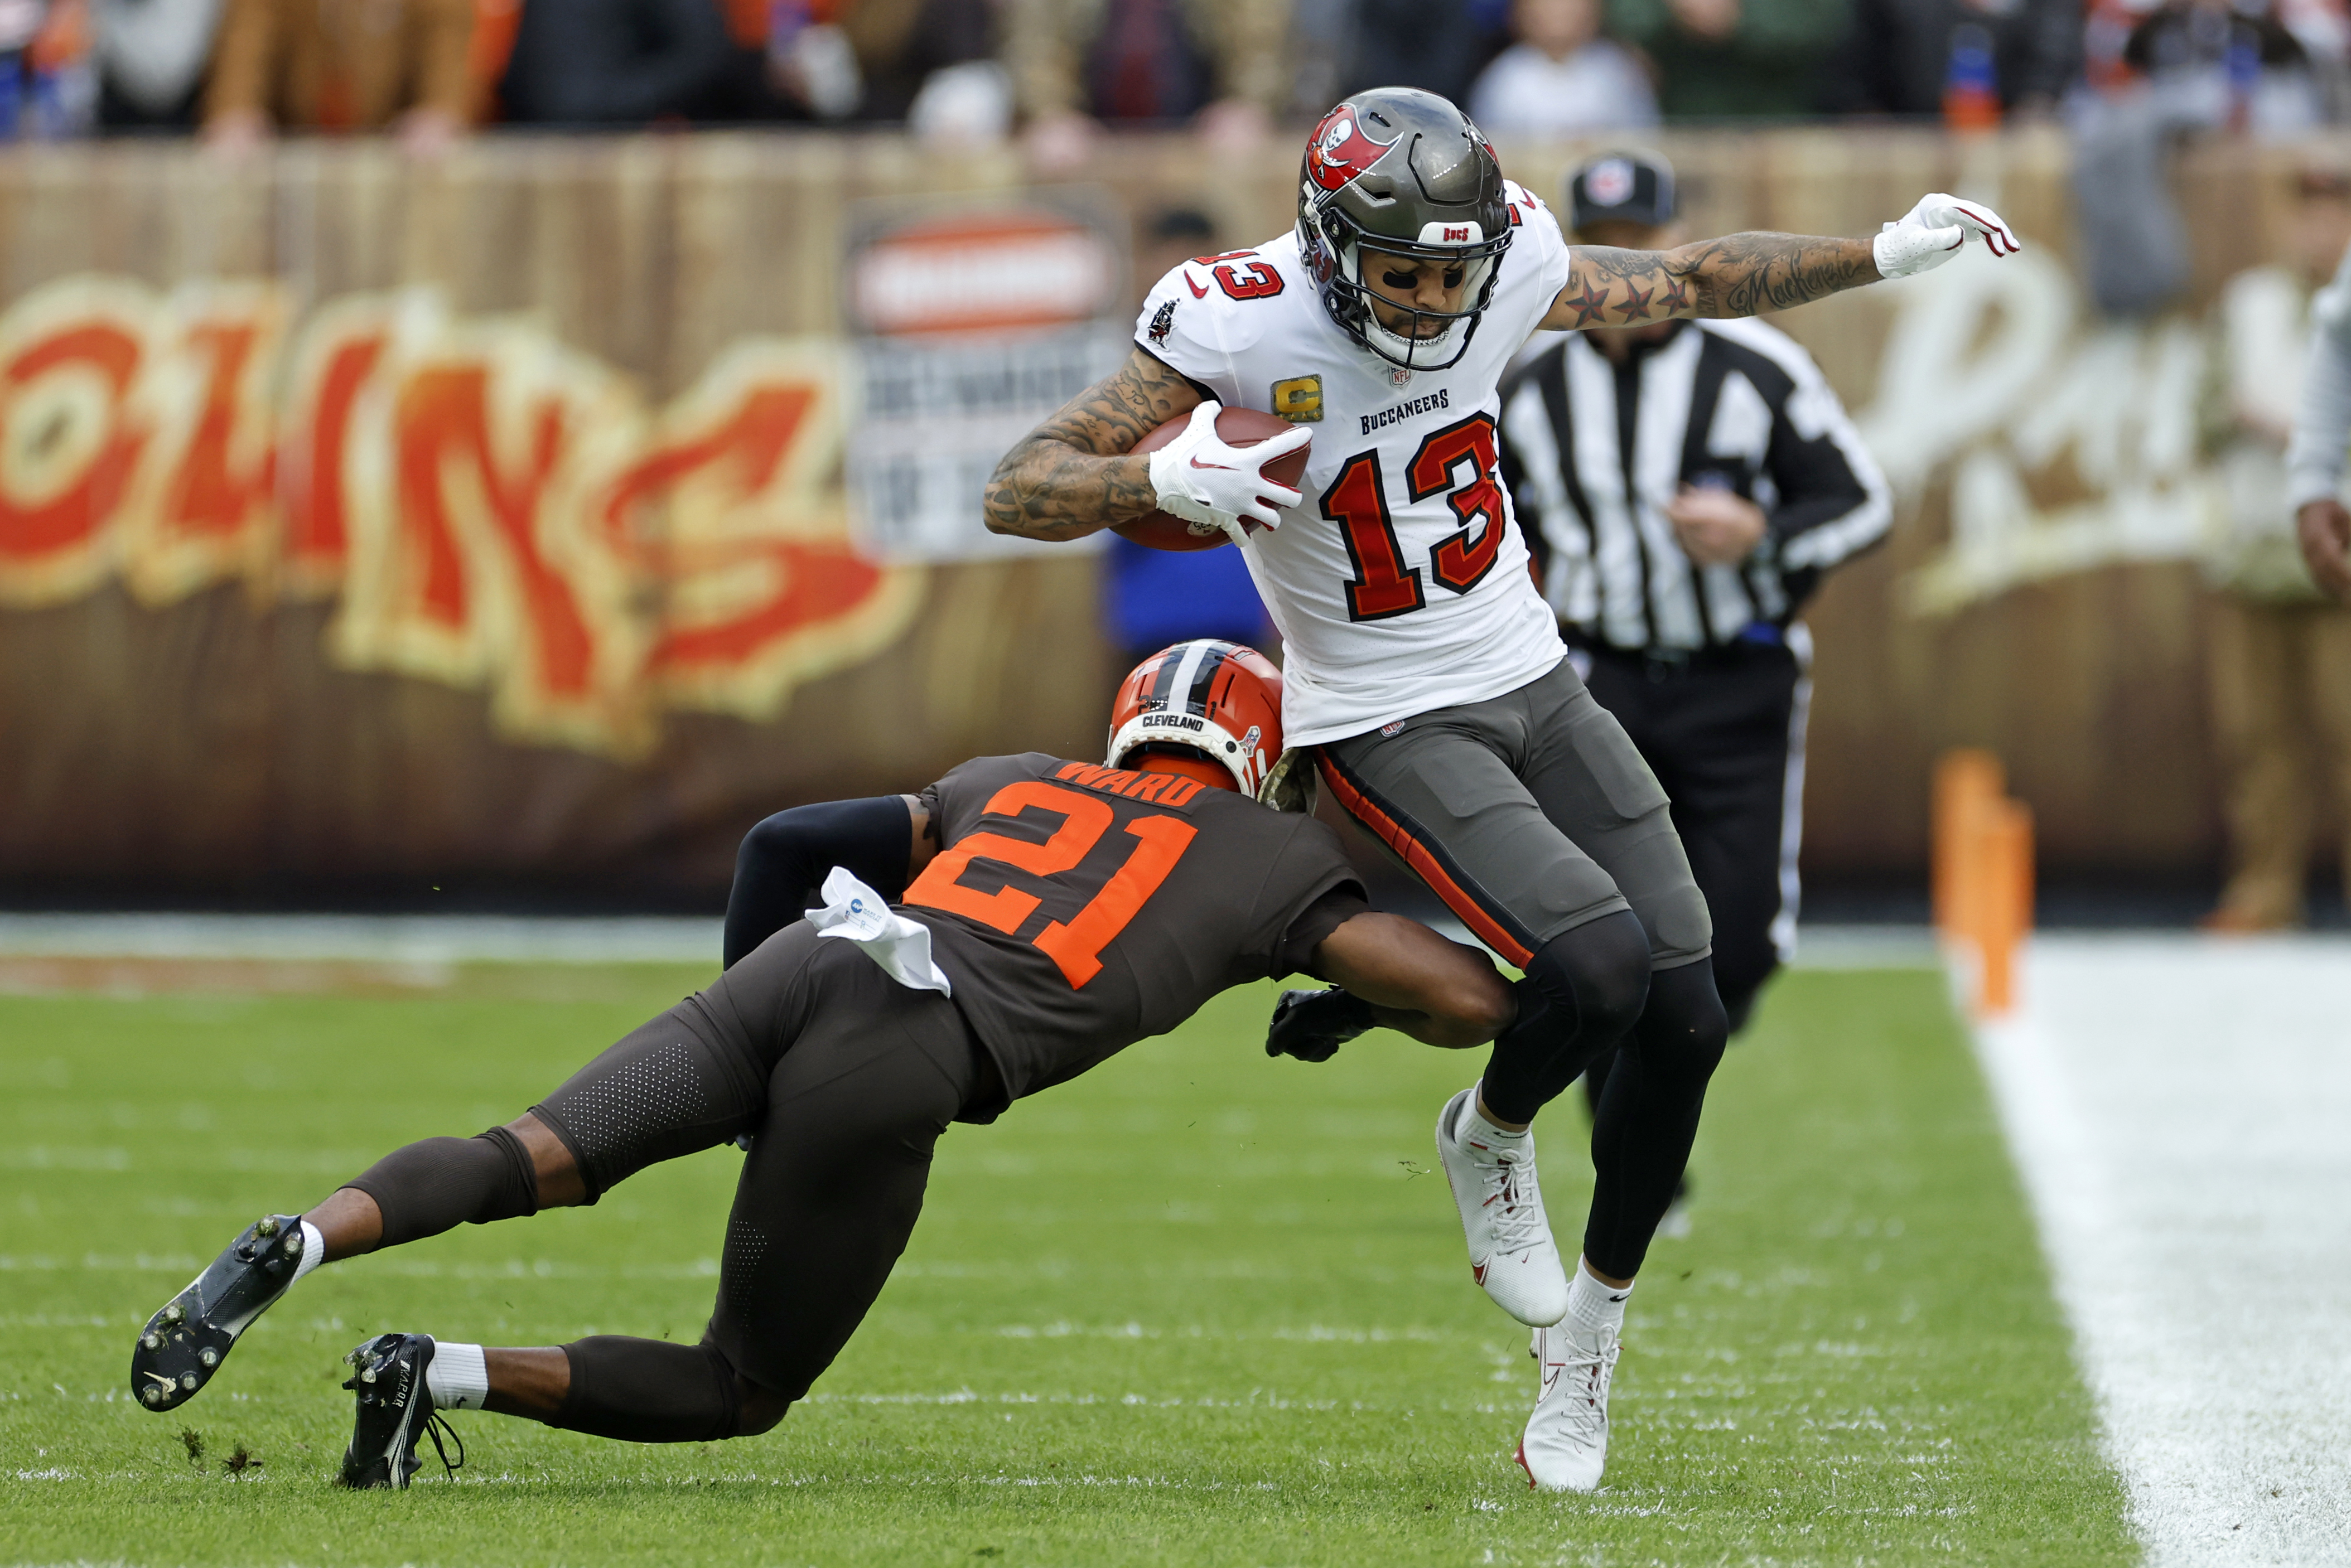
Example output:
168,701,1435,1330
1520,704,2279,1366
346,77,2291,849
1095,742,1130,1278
1133,181,1574,747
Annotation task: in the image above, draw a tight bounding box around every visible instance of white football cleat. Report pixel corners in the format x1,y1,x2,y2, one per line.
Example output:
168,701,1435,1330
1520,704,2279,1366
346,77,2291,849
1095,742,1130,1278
1435,1087,1570,1326
1517,1320,1618,1492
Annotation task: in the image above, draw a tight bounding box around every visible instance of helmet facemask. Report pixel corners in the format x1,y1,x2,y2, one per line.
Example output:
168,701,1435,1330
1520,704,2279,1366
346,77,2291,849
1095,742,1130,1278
1328,228,1509,371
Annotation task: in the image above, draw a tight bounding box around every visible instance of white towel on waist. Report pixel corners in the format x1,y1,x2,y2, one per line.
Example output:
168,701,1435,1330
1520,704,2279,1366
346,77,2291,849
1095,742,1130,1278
805,866,953,997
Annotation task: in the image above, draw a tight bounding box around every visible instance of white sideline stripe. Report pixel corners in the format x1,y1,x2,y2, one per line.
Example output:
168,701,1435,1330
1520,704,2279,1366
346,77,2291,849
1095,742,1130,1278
1,913,1934,971
1971,935,2351,1567
0,913,723,965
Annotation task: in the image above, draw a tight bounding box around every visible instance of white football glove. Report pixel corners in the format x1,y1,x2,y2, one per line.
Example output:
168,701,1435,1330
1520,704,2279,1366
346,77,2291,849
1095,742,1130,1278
1872,192,2021,279
1147,401,1311,544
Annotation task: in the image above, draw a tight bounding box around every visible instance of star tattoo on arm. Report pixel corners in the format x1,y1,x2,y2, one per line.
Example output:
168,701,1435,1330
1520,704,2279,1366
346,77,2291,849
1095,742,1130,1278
1542,233,1878,330
1562,281,1609,327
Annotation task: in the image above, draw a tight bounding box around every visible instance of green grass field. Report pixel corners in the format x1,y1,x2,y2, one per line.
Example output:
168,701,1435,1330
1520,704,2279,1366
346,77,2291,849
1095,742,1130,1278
1,965,2132,1566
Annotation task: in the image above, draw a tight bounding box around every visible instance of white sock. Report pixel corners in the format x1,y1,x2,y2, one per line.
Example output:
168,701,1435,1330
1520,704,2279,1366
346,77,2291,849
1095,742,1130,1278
424,1341,490,1412
1462,1083,1532,1146
290,1221,326,1285
1564,1260,1631,1348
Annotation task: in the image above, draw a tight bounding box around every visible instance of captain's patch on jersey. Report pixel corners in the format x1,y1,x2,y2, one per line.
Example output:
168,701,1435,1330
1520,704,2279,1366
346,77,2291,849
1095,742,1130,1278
1271,375,1324,423
1148,299,1176,346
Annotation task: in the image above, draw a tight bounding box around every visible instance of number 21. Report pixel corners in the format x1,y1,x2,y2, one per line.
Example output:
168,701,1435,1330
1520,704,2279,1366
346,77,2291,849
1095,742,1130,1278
903,781,1197,988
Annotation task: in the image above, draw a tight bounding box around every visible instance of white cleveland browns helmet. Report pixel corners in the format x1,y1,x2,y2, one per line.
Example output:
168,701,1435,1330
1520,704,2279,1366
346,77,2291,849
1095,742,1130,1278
1106,641,1284,797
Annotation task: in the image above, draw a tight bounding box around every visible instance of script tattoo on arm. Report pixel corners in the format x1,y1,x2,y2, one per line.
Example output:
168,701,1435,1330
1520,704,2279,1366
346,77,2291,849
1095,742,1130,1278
1540,234,1880,331
982,347,1205,541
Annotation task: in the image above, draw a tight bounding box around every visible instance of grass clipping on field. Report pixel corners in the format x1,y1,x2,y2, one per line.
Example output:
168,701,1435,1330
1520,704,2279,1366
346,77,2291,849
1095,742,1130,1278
0,967,2131,1566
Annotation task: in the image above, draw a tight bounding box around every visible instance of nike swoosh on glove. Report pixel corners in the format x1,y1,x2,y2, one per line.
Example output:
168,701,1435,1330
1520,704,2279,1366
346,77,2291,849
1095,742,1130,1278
1266,986,1378,1063
1147,401,1311,544
1872,192,2021,279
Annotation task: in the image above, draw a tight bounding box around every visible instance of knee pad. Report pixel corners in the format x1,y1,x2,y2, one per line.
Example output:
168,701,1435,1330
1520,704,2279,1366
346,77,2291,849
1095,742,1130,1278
1524,909,1652,1048
1643,876,1714,967
472,1125,541,1221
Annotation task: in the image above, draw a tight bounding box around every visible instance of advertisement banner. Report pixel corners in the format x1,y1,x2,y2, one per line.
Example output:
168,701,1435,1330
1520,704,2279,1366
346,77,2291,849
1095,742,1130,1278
841,192,1129,563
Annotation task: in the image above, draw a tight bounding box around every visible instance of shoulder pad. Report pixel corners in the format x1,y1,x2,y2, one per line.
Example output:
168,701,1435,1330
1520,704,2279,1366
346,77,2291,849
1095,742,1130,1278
1137,251,1287,364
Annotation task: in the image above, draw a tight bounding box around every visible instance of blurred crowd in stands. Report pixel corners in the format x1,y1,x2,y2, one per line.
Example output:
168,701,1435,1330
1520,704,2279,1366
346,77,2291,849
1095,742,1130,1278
5,0,2351,149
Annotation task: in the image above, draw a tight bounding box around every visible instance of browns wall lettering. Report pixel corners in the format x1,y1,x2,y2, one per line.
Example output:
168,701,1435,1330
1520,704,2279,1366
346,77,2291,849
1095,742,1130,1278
0,277,923,759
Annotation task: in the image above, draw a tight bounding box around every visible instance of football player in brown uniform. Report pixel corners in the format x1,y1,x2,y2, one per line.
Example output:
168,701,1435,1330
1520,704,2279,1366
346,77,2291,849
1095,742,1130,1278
128,641,1514,1489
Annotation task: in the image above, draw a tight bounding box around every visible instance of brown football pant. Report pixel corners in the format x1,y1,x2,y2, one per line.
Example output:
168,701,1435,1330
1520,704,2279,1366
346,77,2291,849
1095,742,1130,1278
2207,593,2351,925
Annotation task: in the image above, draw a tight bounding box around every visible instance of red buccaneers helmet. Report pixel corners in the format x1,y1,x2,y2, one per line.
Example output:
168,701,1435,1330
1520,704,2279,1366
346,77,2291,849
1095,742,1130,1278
1296,88,1513,372
1107,641,1284,797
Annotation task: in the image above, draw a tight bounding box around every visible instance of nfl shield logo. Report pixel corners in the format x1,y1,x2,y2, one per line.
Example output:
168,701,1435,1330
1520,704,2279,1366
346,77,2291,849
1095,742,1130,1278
1586,158,1635,209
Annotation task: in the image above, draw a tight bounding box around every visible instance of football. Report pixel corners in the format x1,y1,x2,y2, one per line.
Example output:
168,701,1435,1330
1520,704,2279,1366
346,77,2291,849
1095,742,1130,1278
1113,406,1312,553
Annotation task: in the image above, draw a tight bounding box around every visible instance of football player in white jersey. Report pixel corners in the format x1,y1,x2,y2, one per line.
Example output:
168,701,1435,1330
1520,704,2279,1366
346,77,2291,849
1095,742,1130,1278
983,87,2016,1492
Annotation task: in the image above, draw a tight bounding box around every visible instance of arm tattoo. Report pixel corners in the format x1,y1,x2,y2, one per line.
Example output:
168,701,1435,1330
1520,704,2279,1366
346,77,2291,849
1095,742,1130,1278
1544,234,1879,330
981,348,1203,540
1561,279,1609,327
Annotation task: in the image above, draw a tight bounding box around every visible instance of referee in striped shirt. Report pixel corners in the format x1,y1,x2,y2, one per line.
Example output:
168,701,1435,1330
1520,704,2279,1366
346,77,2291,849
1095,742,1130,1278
1498,150,1891,1043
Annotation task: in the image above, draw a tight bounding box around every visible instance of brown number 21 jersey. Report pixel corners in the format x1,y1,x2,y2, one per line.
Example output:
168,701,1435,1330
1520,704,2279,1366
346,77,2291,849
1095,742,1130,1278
907,753,1370,1101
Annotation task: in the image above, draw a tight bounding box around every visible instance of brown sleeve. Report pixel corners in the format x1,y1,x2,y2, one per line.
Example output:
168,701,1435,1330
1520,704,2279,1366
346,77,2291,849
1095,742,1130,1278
411,0,480,122
1271,881,1372,978
202,0,279,124
1261,819,1370,977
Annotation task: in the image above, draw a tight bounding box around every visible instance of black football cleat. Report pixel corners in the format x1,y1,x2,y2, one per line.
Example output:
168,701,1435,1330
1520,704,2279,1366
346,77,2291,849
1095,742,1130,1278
130,1213,310,1412
337,1333,464,1490
1264,986,1377,1063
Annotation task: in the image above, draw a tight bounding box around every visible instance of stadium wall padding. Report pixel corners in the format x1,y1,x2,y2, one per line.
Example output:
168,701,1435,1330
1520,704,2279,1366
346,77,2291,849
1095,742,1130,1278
0,130,2317,894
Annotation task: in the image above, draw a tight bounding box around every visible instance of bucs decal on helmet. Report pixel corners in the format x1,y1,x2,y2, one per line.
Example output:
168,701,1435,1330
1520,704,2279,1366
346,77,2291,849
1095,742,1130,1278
1148,299,1176,346
1305,105,1395,193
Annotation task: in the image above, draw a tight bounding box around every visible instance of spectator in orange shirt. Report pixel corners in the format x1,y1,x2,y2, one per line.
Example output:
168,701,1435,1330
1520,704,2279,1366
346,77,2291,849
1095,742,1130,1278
202,0,475,149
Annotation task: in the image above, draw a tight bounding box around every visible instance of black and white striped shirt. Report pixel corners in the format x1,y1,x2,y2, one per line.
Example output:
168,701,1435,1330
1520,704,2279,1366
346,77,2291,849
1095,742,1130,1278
1498,318,1891,653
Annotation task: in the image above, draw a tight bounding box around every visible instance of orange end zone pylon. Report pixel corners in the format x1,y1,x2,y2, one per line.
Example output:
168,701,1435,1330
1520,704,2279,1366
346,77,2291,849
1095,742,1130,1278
1932,749,2035,1018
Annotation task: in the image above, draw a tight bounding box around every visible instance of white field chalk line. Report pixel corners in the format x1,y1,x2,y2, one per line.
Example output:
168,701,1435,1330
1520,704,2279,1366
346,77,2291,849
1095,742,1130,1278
0,915,1933,971
1972,935,2351,1567
0,913,723,965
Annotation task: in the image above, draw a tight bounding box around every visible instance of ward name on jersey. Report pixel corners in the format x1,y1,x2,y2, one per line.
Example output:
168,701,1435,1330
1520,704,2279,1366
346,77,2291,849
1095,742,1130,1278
1133,181,1576,749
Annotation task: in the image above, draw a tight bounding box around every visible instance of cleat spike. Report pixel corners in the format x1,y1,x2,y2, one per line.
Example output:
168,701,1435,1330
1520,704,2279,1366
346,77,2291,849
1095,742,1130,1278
129,1218,310,1415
